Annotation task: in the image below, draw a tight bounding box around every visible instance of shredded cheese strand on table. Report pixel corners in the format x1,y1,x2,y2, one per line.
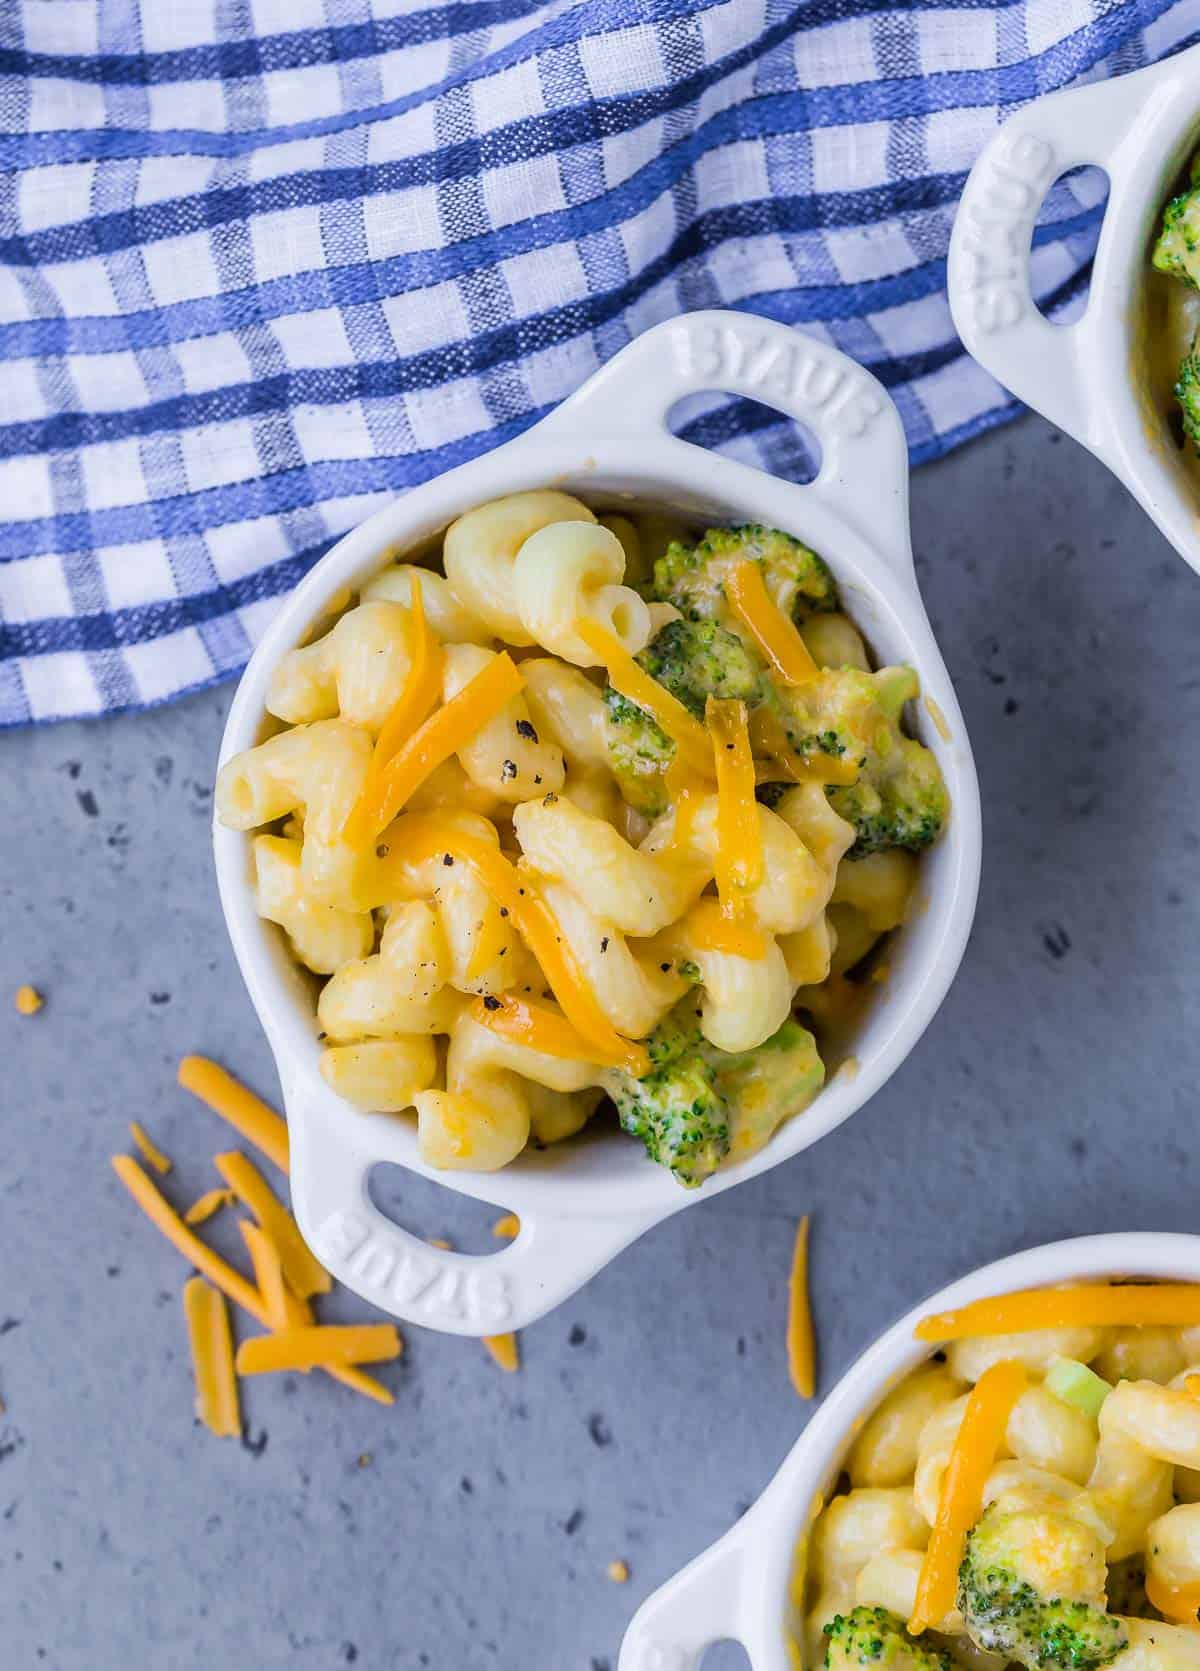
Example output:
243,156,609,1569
372,572,445,769
177,1056,290,1174
909,1359,1028,1634
183,1187,237,1227
787,1215,815,1399
386,816,650,1073
576,620,713,778
483,1333,520,1373
344,650,524,845
111,1156,393,1406
239,1220,300,1333
469,993,647,1075
236,1324,402,1376
129,1121,172,1175
183,1277,242,1439
916,1284,1200,1342
708,696,767,959
725,559,819,686
213,1149,331,1301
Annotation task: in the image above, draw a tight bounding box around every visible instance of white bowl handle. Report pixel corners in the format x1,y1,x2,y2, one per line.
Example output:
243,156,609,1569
618,1530,750,1671
948,69,1150,451
548,309,912,570
286,1082,647,1336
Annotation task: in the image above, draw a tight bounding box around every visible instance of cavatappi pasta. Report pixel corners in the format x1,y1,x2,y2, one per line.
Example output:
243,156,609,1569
217,492,949,1187
803,1283,1200,1671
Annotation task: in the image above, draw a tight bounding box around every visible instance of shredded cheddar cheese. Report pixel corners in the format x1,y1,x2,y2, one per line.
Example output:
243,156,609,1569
470,992,649,1076
685,897,769,959
787,1215,815,1400
344,651,524,845
14,984,43,1015
1186,1374,1200,1402
483,1332,520,1373
129,1121,172,1176
112,1155,392,1406
607,1559,630,1584
177,1056,290,1174
576,619,713,777
388,816,649,1068
726,559,819,686
707,697,767,959
916,1284,1200,1342
909,1360,1028,1634
372,572,445,768
183,1277,242,1439
213,1149,331,1301
236,1323,402,1376
183,1187,237,1227
239,1220,298,1333
492,1214,520,1240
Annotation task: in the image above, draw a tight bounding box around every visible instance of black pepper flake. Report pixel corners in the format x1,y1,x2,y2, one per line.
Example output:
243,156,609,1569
660,962,670,973
376,843,390,858
542,792,558,806
499,907,509,918
442,853,454,866
725,741,734,751
533,774,542,785
515,719,538,742
501,759,518,781
600,936,609,952
482,995,502,1011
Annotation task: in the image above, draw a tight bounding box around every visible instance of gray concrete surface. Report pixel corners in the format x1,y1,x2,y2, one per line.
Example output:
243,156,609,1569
4,411,1200,1671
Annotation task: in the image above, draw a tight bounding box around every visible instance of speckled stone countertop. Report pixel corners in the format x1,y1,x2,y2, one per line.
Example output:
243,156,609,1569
5,412,1200,1671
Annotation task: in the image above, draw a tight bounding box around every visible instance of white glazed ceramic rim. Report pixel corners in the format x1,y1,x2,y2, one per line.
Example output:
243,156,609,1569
947,41,1200,578
618,1231,1200,1671
213,308,982,1337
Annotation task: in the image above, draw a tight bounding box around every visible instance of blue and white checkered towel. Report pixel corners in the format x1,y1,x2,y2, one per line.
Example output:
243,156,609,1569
1,1,1196,725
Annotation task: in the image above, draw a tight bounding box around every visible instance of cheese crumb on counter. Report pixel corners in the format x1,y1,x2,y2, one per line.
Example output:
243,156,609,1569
607,1559,630,1584
14,985,43,1016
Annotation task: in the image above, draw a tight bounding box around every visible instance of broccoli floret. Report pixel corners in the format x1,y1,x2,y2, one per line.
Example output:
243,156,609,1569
652,524,838,624
602,685,674,818
1152,185,1200,289
637,617,766,716
958,1506,1127,1671
604,1004,729,1187
829,734,949,856
604,1007,824,1186
715,1015,824,1162
823,1607,952,1671
1175,345,1200,448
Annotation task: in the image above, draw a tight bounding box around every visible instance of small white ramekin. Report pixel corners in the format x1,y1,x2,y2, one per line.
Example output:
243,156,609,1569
619,1232,1200,1671
213,309,981,1337
948,42,1200,578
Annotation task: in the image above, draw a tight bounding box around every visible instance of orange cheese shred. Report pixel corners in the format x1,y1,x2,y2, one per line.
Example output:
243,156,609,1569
239,1219,300,1333
387,815,647,1066
344,651,524,845
916,1284,1200,1342
236,1324,402,1376
183,1187,237,1227
113,1155,391,1406
484,1332,520,1373
577,620,713,777
1145,1573,1200,1623
470,993,649,1077
372,572,445,768
787,1215,816,1400
707,696,767,958
183,1277,242,1439
213,1149,331,1301
909,1360,1028,1634
129,1121,172,1176
726,559,819,686
1186,1375,1200,1402
685,897,769,959
177,1056,290,1174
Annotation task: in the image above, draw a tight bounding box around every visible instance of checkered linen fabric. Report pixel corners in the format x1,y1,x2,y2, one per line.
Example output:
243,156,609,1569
1,1,1196,724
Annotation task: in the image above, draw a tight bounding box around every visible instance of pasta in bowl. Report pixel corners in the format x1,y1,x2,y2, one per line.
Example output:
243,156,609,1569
619,1235,1200,1671
212,309,979,1333
217,495,949,1190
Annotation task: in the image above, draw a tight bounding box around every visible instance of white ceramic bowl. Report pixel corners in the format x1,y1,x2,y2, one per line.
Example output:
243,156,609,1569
619,1231,1200,1671
948,42,1200,578
213,309,981,1337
